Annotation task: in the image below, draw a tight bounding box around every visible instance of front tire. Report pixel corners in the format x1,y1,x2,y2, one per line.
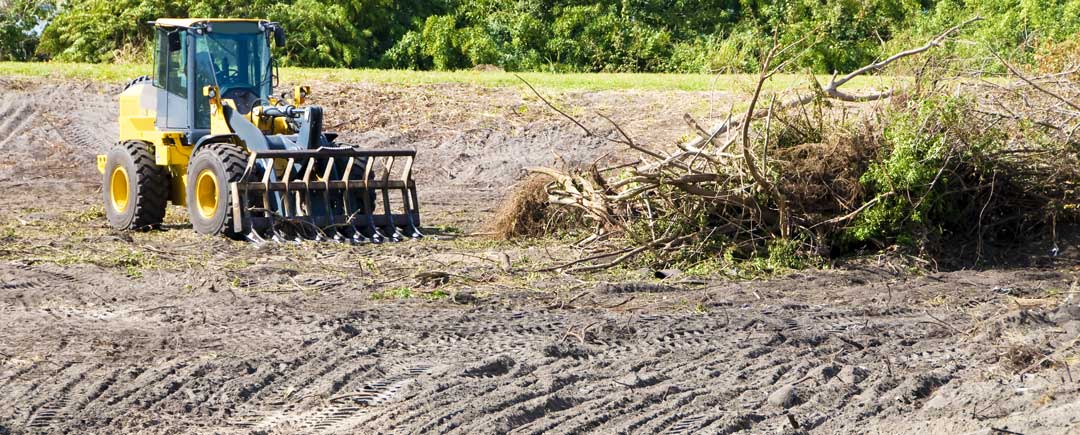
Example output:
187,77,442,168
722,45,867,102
186,142,248,237
103,141,168,230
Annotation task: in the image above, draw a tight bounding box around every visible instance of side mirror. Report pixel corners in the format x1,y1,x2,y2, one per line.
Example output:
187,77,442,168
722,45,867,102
273,26,286,47
167,32,181,52
203,85,221,112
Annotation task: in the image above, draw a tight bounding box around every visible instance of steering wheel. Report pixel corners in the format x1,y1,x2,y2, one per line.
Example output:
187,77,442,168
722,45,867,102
216,68,242,85
221,87,260,114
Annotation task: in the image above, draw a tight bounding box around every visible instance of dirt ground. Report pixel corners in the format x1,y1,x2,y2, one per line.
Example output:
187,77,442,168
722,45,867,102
1,77,1079,435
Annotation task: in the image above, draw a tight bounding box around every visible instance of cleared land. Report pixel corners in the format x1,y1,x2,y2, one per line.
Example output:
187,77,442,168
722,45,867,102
0,69,1078,434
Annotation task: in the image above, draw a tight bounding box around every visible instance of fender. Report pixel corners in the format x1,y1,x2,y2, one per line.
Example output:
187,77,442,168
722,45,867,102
193,134,241,154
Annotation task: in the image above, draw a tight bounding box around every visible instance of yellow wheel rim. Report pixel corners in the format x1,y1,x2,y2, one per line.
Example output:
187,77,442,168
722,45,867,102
109,166,129,212
195,169,219,219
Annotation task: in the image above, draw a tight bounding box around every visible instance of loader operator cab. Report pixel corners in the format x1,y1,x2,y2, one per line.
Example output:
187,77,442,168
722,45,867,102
153,19,283,141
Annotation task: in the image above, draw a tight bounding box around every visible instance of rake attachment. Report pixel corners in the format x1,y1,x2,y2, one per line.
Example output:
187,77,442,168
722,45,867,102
229,146,421,243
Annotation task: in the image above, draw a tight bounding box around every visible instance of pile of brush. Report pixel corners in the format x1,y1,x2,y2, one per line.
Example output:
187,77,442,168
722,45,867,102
510,18,1080,271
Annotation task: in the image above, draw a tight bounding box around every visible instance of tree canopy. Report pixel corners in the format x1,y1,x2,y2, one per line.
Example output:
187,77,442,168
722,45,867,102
8,0,1080,73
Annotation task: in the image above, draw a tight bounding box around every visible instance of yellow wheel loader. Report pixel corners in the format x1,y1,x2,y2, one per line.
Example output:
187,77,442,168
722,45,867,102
98,18,421,243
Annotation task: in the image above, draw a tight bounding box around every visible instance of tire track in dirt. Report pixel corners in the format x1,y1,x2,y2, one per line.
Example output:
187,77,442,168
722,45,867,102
0,80,118,182
0,99,37,148
0,288,979,435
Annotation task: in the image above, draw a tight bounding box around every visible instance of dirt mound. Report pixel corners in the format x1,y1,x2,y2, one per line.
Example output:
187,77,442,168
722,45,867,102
1,77,715,198
0,79,117,184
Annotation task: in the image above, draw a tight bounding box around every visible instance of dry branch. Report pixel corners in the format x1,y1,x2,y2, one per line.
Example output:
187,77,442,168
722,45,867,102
515,17,1072,272
684,16,983,151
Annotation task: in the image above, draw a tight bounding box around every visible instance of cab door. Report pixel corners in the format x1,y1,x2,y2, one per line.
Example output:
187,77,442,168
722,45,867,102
155,29,189,130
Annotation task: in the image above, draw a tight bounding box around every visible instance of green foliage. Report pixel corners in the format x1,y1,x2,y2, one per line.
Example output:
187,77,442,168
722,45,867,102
37,0,172,63
35,0,438,65
73,205,105,223
887,0,1080,71
848,96,1006,246
371,286,414,300
22,0,1080,72
425,289,450,301
776,0,922,73
0,0,53,61
680,238,821,278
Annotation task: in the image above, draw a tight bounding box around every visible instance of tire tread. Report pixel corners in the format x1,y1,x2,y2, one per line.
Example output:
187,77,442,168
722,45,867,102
191,142,248,235
122,140,168,229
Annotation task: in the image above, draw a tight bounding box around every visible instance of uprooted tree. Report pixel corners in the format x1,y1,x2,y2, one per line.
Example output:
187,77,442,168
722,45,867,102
518,17,1080,272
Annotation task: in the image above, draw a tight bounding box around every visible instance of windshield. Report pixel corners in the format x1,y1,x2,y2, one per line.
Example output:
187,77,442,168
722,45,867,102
193,22,272,127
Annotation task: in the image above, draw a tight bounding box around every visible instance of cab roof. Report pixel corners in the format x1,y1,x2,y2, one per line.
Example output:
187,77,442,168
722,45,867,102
153,18,267,29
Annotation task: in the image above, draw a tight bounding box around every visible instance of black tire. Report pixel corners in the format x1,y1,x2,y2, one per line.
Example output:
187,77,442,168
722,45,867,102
103,141,169,230
123,75,150,91
185,142,248,238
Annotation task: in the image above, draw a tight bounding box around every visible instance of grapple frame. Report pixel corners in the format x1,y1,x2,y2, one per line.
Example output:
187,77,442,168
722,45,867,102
229,147,421,243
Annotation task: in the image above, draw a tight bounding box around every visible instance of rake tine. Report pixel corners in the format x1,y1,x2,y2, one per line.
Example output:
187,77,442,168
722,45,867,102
245,227,268,246
332,229,348,244
259,156,274,225
372,227,389,244
269,219,289,244
321,156,337,240
397,155,422,239
282,157,297,217
349,223,367,244
329,226,347,243
380,156,403,241
360,156,379,238
287,225,304,244
409,187,424,239
302,157,318,226
399,183,422,239
400,190,422,239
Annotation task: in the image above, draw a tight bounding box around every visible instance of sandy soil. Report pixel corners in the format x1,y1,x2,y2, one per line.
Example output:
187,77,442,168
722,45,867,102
1,77,1079,435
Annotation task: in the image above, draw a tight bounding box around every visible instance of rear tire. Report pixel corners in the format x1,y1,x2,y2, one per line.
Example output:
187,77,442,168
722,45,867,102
103,141,168,230
186,142,248,238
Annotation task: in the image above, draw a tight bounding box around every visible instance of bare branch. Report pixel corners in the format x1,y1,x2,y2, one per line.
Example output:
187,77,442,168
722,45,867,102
994,52,1080,113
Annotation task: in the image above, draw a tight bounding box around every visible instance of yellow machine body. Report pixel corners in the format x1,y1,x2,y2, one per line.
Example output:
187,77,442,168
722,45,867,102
99,83,297,206
98,19,421,242
98,84,194,205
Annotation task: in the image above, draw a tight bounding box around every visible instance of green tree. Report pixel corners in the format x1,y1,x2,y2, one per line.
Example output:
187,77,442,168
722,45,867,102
0,0,54,61
27,0,1080,73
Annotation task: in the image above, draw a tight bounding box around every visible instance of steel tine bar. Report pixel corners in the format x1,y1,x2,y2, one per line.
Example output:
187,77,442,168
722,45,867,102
380,156,402,241
259,156,274,223
339,156,366,243
362,155,381,242
402,154,422,236
239,152,260,233
282,157,297,217
245,227,268,246
397,155,421,238
259,175,286,242
320,156,337,239
270,222,286,243
341,156,357,217
302,157,317,229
